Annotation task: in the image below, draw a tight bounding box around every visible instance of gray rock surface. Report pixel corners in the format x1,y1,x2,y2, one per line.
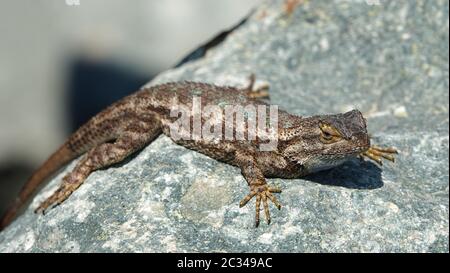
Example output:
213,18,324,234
0,0,448,252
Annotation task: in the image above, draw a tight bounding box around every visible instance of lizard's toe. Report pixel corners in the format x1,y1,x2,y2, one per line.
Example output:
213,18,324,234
262,193,270,225
266,191,281,210
239,190,257,208
268,186,282,193
34,199,53,215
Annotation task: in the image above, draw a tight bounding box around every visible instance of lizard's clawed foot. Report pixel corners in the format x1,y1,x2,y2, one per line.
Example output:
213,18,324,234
360,145,398,166
239,184,281,227
34,182,79,214
245,74,270,99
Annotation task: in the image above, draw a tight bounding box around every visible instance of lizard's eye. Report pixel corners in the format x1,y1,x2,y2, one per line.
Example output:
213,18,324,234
319,123,342,144
322,131,333,140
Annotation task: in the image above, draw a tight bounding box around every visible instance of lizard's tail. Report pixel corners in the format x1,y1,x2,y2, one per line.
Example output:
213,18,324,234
0,144,77,231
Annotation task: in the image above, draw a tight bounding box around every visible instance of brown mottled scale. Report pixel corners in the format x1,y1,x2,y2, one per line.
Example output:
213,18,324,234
0,79,397,229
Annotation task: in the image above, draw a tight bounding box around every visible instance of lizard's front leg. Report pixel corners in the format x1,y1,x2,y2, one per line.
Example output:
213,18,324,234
361,145,398,165
235,151,281,227
35,118,161,214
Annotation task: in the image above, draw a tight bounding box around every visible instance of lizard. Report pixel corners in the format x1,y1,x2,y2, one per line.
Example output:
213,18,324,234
0,75,397,230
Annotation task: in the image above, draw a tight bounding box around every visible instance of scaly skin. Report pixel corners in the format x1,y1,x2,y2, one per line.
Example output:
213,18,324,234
0,76,397,230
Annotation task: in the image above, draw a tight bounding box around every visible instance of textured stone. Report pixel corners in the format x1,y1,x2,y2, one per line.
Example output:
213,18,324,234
0,0,448,252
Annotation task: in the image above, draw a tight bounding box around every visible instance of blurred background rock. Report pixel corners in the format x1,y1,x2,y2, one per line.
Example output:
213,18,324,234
0,0,259,217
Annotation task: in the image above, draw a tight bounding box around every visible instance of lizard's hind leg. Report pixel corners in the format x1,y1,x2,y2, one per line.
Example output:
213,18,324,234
35,118,161,214
245,74,270,99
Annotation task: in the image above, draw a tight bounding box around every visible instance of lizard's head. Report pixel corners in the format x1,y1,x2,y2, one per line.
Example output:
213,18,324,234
281,109,370,173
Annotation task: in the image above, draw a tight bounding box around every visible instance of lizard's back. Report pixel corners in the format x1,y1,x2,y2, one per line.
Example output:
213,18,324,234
138,82,287,164
142,82,262,160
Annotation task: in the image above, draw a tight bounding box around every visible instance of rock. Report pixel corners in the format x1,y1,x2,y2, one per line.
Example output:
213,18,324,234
0,0,448,252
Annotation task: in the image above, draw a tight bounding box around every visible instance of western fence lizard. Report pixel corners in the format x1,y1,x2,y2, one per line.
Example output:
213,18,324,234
0,75,397,229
